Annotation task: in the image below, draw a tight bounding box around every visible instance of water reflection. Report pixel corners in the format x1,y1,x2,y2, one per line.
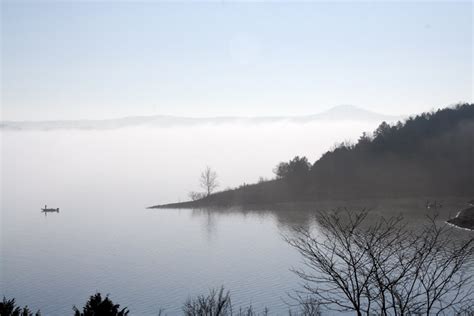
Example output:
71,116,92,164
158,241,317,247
190,209,218,240
189,196,473,238
41,208,60,217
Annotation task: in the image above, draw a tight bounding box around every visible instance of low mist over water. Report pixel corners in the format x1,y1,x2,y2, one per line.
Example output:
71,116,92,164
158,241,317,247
2,120,380,206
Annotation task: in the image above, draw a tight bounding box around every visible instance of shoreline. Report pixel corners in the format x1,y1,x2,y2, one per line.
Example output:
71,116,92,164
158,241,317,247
148,196,474,210
446,206,474,231
445,220,474,232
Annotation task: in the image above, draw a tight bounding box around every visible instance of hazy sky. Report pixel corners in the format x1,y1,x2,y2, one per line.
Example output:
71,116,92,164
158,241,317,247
1,1,472,120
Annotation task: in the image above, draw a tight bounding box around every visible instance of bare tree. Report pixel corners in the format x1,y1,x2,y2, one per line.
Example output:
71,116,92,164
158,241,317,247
182,287,315,316
200,166,218,197
286,209,474,315
183,287,231,316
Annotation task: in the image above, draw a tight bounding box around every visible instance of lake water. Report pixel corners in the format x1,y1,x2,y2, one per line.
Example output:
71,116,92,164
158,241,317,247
2,204,306,314
1,124,472,315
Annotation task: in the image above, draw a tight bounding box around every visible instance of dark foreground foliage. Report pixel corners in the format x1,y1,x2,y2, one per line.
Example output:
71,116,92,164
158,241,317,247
73,293,129,316
3,289,317,316
0,297,40,316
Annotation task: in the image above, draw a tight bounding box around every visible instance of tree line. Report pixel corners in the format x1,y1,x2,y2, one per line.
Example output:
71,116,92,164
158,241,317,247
306,103,474,199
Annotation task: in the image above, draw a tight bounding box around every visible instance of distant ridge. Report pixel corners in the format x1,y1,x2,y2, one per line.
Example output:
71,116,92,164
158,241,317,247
307,105,398,121
0,105,402,131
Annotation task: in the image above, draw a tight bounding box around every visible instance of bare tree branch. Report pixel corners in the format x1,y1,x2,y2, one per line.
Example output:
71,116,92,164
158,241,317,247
286,209,474,315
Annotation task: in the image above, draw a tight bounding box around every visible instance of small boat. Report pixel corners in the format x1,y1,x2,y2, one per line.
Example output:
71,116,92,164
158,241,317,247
41,205,59,213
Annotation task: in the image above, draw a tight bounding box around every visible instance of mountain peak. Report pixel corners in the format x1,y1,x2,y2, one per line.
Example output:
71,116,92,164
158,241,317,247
313,105,399,121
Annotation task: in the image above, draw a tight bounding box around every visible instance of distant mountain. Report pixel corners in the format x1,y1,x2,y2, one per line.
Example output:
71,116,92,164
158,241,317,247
0,105,402,130
307,105,398,121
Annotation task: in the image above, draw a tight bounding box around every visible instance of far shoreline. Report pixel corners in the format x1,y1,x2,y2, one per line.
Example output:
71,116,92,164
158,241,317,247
148,195,473,208
149,196,474,231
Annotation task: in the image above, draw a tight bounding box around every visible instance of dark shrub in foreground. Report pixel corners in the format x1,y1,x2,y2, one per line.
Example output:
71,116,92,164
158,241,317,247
73,293,129,316
0,297,40,316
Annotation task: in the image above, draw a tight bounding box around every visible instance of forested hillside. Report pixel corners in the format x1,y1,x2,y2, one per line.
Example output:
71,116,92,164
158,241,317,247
308,103,474,198
154,103,474,208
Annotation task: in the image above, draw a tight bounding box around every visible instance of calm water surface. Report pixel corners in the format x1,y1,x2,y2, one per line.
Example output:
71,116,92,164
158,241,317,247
2,203,308,314
2,128,472,315
4,199,472,315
